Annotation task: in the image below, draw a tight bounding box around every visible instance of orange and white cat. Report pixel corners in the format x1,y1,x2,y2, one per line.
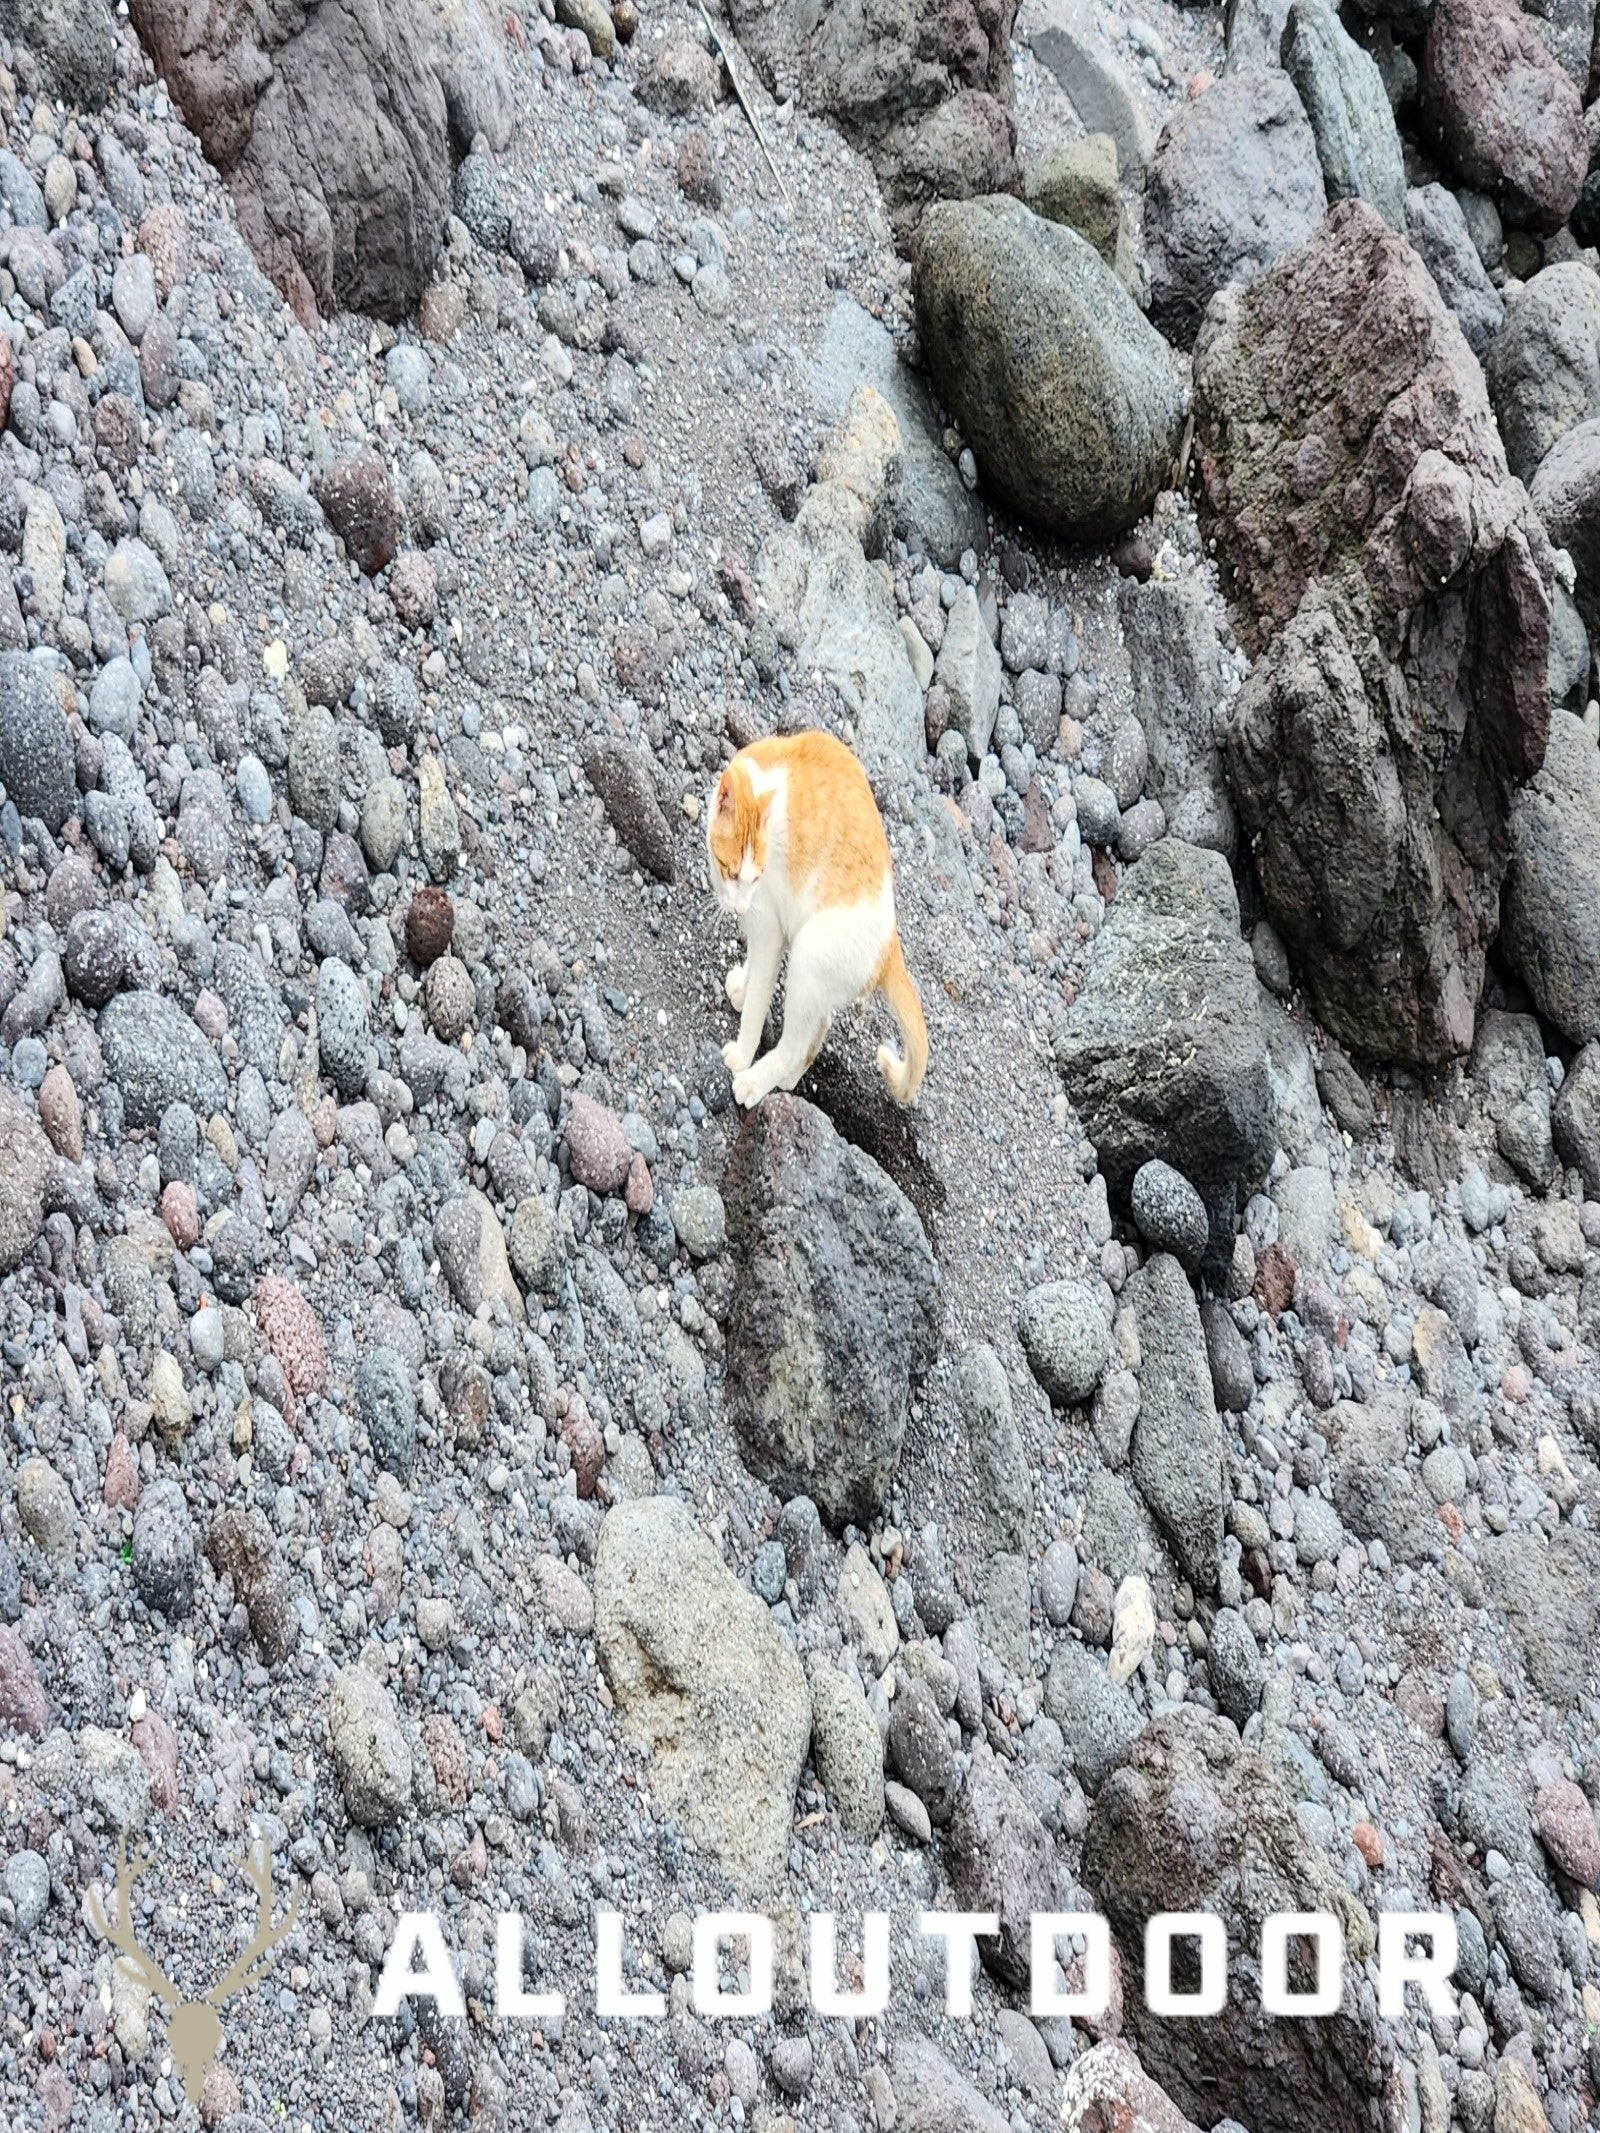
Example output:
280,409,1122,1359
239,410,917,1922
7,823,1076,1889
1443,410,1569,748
707,730,928,1108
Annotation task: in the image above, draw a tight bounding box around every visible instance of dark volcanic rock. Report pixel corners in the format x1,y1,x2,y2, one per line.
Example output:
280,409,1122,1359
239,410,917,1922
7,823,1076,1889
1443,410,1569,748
1054,837,1273,1282
10,0,117,107
582,738,677,882
99,991,229,1127
1404,183,1503,364
1144,69,1325,353
0,1086,51,1275
1083,1707,1399,2132
127,0,452,321
0,653,74,833
723,1094,941,1531
1195,199,1552,1067
1529,417,1600,641
946,1752,1057,1987
1280,0,1406,229
316,452,402,575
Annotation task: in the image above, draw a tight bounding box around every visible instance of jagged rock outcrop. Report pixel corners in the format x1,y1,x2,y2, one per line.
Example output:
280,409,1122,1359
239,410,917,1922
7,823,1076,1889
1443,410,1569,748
1195,199,1552,1066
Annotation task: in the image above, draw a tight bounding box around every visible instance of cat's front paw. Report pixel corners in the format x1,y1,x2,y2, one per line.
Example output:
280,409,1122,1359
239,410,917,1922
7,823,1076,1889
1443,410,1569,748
731,1066,765,1109
725,964,747,1010
722,1038,752,1076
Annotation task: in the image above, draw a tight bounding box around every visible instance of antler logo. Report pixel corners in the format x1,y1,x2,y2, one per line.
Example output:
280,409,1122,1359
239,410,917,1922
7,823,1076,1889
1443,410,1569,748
90,1832,303,2104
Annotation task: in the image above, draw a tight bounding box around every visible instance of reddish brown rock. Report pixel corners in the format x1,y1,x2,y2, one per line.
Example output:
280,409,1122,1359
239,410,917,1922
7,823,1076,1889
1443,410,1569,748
564,1093,632,1194
407,883,456,968
1060,2043,1204,2132
1536,1778,1600,1885
37,1063,81,1161
422,1711,470,1803
126,0,448,319
625,1150,654,1215
1419,0,1586,235
559,1398,605,1496
160,1180,200,1250
103,1433,140,1511
132,1710,181,1811
255,1274,328,1408
1253,1241,1297,1317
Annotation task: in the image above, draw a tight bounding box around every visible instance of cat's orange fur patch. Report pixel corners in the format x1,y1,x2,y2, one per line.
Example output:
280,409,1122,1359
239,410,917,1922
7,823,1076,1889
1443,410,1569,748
722,731,890,906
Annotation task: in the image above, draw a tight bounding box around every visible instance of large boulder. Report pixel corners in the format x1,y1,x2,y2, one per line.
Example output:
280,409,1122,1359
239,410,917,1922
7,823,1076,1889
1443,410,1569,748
1486,263,1600,485
1418,0,1586,234
723,1094,941,1531
1195,200,1553,1067
1324,1394,1438,1563
126,0,452,322
725,0,1019,250
1478,1526,1600,1705
915,194,1184,541
890,2035,1009,2133
1143,70,1326,352
1280,0,1405,229
595,1496,811,1896
1123,1254,1226,1594
1054,838,1274,1282
1083,1708,1400,2132
1500,709,1600,1044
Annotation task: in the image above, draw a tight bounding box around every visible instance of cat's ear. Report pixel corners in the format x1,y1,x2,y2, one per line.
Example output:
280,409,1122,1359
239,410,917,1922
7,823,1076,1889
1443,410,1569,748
715,770,736,817
755,789,775,822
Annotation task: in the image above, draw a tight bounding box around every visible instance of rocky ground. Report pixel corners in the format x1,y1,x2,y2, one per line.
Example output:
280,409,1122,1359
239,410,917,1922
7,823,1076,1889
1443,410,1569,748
3,1,1600,2132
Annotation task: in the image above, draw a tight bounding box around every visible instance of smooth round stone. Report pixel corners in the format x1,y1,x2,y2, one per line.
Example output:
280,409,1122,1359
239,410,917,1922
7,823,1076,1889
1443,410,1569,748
1130,1158,1209,1265
88,655,142,739
190,1305,225,1371
752,1540,787,1604
669,1184,725,1259
236,753,273,825
11,1035,46,1088
3,1849,49,1933
1018,1279,1110,1405
385,343,430,413
1041,1537,1080,1626
1073,774,1121,846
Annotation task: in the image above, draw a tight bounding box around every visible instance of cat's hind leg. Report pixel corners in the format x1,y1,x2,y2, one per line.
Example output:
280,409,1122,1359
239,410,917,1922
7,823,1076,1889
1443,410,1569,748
732,919,850,1106
725,963,747,1010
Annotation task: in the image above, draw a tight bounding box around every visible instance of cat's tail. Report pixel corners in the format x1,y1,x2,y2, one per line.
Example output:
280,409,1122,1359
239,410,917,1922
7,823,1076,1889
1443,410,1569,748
875,930,928,1105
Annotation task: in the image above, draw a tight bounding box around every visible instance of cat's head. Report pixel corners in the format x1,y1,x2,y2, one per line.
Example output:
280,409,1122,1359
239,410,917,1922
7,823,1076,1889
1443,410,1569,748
708,759,771,917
